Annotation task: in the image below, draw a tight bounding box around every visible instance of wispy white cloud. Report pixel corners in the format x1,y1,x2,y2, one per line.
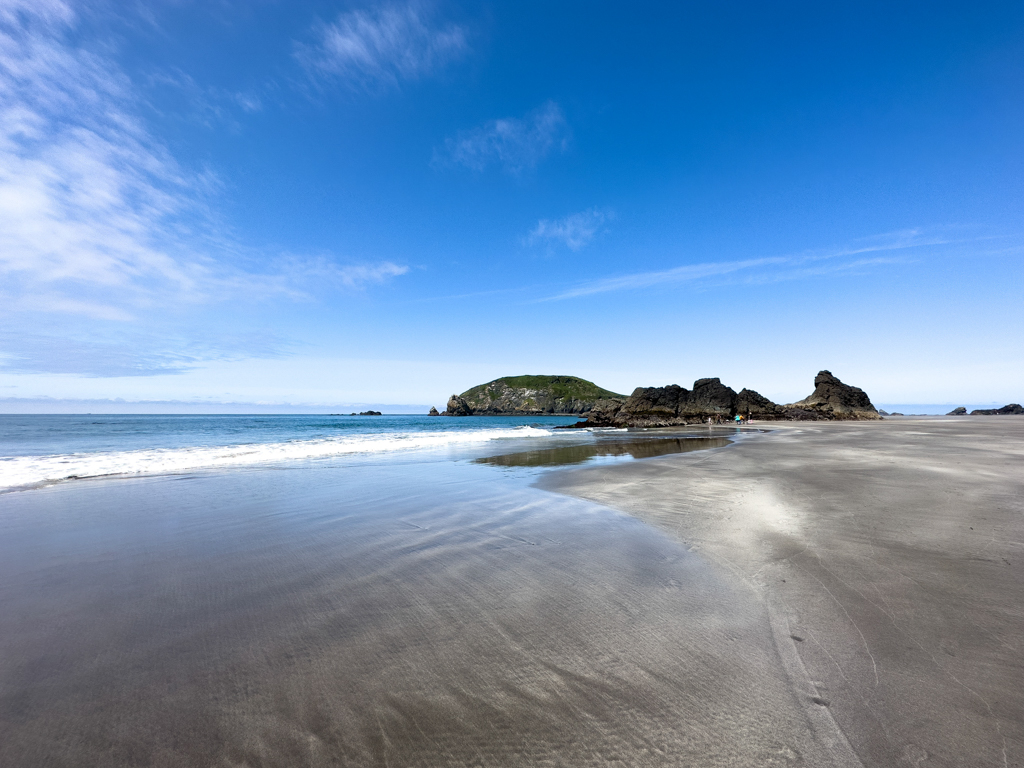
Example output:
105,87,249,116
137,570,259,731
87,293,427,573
0,4,214,317
529,208,611,251
543,229,947,300
435,100,570,174
0,326,297,377
0,0,73,26
146,68,268,129
0,6,408,324
280,256,410,289
297,2,467,89
0,5,409,378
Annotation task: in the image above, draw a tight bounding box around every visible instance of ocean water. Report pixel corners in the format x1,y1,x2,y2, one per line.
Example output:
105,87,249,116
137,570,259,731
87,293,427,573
0,414,585,491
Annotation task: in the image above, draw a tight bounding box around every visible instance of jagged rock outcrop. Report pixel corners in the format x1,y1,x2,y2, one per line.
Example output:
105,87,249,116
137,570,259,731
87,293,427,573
787,371,880,420
737,388,790,420
441,395,473,416
580,378,758,427
428,406,440,416
947,407,967,416
449,375,624,416
970,404,1024,415
573,371,880,428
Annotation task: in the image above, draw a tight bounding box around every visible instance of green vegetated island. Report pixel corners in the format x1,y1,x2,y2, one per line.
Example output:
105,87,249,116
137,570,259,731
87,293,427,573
431,372,1022,426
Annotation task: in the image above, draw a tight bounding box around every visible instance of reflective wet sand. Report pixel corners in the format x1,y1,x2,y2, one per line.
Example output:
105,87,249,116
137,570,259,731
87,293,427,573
543,418,1024,768
1,452,834,767
476,435,730,467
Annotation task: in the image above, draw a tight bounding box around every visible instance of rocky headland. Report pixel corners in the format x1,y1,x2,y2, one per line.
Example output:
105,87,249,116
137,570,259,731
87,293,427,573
572,370,880,428
441,375,624,416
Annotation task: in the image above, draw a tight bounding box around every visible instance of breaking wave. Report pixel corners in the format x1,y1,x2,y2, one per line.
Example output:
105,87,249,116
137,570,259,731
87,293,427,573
0,426,554,491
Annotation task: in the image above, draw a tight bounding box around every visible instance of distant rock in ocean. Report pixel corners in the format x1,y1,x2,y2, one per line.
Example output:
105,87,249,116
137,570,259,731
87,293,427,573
786,370,881,421
947,407,967,415
441,375,624,416
573,370,880,428
970,404,1024,415
428,406,440,416
352,410,382,416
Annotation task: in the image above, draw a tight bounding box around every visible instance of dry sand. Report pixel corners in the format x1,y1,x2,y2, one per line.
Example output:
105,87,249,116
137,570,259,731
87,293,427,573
542,417,1024,768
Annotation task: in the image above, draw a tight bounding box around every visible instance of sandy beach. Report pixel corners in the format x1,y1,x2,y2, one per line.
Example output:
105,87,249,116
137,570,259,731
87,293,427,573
542,417,1024,768
1,419,1021,766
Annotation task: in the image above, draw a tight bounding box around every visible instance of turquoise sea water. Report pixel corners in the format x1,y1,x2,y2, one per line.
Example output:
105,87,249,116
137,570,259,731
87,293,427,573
0,414,585,490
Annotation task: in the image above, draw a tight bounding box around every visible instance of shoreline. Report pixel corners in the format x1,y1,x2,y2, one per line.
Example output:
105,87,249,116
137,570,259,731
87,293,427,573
539,417,1024,768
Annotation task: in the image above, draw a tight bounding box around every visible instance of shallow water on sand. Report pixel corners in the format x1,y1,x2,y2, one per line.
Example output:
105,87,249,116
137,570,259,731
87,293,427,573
0,444,819,767
476,435,731,467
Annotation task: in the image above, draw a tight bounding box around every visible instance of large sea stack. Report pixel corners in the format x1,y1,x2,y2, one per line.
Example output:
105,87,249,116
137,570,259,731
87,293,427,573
441,375,624,416
787,370,881,420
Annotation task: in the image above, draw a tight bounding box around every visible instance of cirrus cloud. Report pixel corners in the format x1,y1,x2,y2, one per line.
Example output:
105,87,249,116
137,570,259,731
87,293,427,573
529,208,611,251
297,2,468,90
434,100,570,174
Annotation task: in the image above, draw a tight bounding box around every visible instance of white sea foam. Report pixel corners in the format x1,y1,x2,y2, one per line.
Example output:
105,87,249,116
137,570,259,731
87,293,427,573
0,426,554,491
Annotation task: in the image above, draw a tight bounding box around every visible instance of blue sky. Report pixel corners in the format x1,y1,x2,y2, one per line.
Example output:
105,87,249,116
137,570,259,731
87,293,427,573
1,0,1022,411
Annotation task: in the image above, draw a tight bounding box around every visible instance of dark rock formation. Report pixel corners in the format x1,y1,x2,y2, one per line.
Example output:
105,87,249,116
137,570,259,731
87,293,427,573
450,375,624,416
970,404,1024,415
947,407,967,416
428,406,440,416
737,388,790,420
441,395,473,416
787,371,880,420
572,371,881,428
357,410,382,416
579,378,763,427
681,378,737,418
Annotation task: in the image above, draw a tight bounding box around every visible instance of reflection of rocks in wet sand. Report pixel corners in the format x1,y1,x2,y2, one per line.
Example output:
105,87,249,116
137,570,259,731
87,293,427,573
477,436,730,467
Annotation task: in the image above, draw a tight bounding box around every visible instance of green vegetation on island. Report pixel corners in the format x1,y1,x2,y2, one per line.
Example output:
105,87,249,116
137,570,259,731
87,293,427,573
441,375,625,416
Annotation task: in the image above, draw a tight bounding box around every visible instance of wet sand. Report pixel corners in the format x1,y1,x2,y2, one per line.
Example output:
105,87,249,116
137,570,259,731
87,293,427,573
542,417,1024,768
2,450,835,767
